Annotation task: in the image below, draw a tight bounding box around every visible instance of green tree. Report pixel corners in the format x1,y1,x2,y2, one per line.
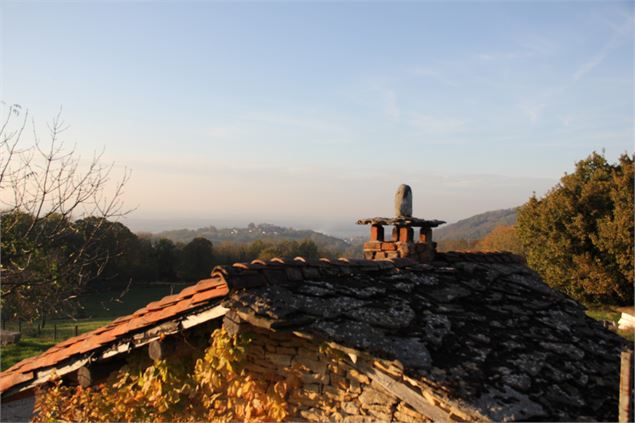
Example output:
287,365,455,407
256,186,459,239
153,239,179,281
177,237,214,281
132,236,160,282
297,239,319,259
1,211,83,322
517,152,634,305
436,239,479,252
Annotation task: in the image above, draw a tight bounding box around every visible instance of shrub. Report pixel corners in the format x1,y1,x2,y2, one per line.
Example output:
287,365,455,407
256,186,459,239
34,329,290,422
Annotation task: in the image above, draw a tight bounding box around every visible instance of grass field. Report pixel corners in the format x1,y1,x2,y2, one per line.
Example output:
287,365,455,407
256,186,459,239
585,308,621,323
1,283,182,370
585,308,634,342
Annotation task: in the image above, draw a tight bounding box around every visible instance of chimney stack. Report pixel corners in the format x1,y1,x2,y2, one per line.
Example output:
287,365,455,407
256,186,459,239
357,184,445,263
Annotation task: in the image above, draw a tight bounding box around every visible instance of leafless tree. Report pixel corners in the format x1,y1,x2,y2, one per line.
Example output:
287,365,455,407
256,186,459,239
0,103,132,323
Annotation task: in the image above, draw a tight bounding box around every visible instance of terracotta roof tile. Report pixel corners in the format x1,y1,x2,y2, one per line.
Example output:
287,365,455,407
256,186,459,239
269,257,304,266
191,286,229,305
24,350,76,371
110,314,134,325
55,332,93,348
152,294,182,310
0,371,33,393
233,262,267,271
211,265,242,277
293,257,326,267
143,298,197,322
179,284,201,298
132,307,150,317
3,357,36,374
0,275,229,396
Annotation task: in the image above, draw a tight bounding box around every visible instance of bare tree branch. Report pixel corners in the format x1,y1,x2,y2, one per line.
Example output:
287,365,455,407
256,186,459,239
1,104,134,322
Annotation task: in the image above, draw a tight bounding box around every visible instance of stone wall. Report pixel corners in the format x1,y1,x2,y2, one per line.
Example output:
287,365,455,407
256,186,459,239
231,322,471,422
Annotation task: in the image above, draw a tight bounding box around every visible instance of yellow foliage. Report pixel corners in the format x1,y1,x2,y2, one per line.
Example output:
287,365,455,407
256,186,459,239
33,329,289,422
475,224,524,255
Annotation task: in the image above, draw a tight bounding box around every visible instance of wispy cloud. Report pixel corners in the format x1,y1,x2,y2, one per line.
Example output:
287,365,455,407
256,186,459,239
558,114,574,127
514,13,632,125
357,77,404,120
384,88,400,120
573,50,610,82
572,14,633,82
409,65,459,87
410,114,468,135
206,126,239,139
204,110,357,147
519,102,546,124
241,111,342,133
478,35,555,62
366,83,401,120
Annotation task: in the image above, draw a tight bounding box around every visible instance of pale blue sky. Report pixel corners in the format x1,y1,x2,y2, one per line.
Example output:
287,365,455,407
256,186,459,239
1,1,633,235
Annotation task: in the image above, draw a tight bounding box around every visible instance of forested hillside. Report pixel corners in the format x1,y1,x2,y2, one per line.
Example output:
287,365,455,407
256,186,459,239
151,223,351,254
433,208,517,241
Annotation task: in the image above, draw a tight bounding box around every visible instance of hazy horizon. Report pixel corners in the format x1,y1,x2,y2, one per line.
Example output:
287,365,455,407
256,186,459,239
121,215,368,238
121,202,520,239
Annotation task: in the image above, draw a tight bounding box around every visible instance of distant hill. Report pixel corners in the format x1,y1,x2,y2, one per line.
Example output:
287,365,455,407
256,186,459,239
433,208,518,241
150,223,351,252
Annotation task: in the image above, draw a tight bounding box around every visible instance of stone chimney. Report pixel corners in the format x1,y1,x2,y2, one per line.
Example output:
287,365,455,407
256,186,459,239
357,184,445,263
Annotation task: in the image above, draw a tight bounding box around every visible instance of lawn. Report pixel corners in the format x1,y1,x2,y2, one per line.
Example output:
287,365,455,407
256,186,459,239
585,308,621,323
1,283,183,370
585,308,634,342
1,338,57,370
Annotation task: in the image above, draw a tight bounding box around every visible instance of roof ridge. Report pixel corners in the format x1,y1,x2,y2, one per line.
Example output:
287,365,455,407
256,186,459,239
210,256,425,290
435,251,526,265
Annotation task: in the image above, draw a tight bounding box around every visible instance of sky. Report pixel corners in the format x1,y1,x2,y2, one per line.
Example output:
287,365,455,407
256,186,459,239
1,1,633,236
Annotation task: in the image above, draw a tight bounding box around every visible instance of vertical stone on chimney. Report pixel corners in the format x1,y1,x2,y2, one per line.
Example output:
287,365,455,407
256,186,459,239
394,184,413,217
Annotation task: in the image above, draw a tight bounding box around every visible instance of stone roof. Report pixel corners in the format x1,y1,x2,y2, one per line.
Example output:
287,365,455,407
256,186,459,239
221,254,627,421
0,253,627,421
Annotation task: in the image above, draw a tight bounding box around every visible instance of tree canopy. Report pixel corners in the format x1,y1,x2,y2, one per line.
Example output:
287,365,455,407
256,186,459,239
516,152,633,305
475,224,523,255
178,237,214,281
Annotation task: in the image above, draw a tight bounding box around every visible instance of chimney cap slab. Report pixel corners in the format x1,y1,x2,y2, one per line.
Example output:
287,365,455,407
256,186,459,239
356,217,446,228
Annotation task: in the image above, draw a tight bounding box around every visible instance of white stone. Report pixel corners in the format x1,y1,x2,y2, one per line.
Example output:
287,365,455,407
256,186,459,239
618,312,635,330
